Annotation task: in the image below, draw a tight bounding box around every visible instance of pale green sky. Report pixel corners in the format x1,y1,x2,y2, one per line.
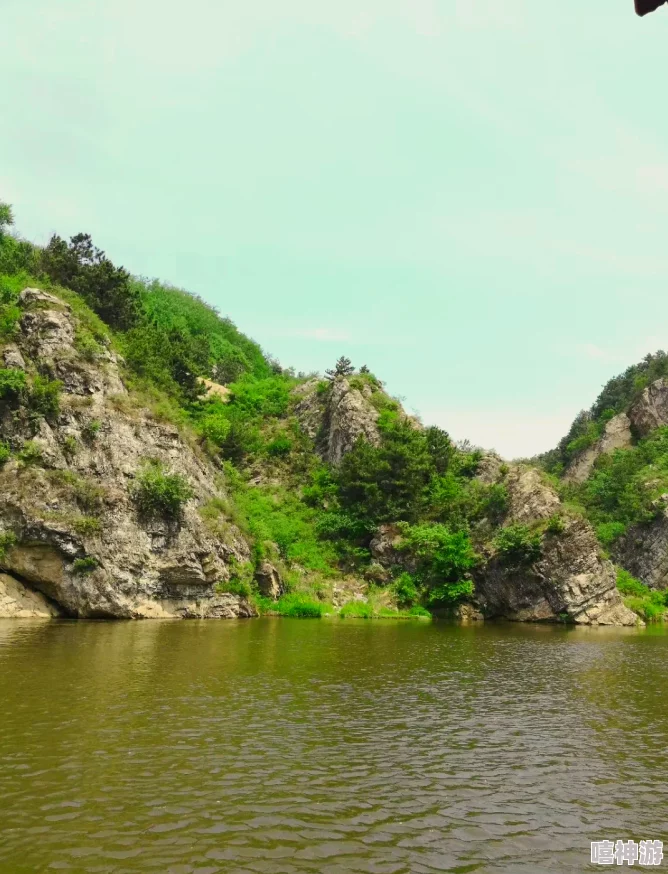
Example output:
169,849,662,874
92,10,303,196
2,1,668,457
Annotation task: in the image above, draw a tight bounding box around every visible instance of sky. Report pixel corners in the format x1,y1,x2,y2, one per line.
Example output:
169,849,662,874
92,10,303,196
1,1,668,458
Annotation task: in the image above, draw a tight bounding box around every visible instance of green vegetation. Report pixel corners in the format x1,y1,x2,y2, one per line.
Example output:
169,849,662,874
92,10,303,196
8,197,664,623
541,351,668,475
0,368,27,400
0,440,10,465
131,461,193,520
17,441,43,467
561,427,668,540
256,592,326,618
338,600,374,618
72,556,98,574
216,578,253,598
0,531,17,561
81,419,101,442
616,568,667,623
494,524,543,565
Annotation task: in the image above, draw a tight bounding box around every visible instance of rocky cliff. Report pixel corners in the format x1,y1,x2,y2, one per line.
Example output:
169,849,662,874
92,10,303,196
293,376,381,464
475,460,637,625
0,286,645,626
0,289,255,619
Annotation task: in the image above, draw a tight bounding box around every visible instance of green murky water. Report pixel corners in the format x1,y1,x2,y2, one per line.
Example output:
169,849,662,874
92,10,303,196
1,618,667,873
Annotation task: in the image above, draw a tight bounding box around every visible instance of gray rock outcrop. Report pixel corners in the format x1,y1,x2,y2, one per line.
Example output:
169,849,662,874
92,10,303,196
474,462,638,625
563,413,632,483
255,561,283,599
629,378,668,437
0,572,61,618
612,508,668,590
293,376,380,464
0,288,256,620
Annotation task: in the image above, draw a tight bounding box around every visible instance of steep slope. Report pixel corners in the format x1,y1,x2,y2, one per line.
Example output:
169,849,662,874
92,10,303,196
0,205,647,625
0,288,254,618
543,358,668,621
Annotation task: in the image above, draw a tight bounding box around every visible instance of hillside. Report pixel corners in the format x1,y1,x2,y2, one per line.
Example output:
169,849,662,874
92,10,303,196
0,200,646,624
537,358,668,621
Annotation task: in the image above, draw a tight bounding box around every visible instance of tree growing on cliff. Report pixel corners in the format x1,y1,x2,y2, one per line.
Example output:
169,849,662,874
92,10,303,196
325,356,354,380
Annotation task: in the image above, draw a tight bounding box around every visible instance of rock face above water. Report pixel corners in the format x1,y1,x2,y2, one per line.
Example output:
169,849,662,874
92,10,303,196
0,288,256,620
474,463,638,626
0,572,61,618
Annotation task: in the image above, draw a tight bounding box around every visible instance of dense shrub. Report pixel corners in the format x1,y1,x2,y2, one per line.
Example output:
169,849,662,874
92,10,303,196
216,578,253,597
616,568,666,623
568,428,668,531
393,572,420,607
72,556,98,574
30,375,62,421
0,530,17,561
273,593,324,617
266,436,292,457
494,524,542,564
396,523,478,605
336,419,441,523
0,441,10,465
132,461,193,519
0,368,27,401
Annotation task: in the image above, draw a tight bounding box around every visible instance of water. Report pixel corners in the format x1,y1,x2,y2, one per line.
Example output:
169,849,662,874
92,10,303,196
1,618,667,874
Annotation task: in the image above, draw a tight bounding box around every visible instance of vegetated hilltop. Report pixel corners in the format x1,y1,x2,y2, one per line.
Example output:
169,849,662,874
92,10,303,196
535,353,668,622
0,200,639,624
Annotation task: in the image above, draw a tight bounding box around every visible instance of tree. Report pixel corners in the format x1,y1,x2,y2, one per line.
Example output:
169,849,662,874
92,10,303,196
0,201,13,235
40,233,140,330
325,356,354,380
359,364,370,374
425,426,454,475
336,419,435,522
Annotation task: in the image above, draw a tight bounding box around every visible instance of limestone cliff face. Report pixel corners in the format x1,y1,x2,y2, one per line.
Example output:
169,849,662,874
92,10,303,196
474,462,637,625
0,289,255,619
563,413,632,484
366,458,637,626
629,378,668,437
293,376,381,465
612,508,668,591
563,378,668,483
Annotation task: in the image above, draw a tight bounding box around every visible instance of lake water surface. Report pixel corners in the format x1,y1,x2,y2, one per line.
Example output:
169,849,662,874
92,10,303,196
1,618,667,873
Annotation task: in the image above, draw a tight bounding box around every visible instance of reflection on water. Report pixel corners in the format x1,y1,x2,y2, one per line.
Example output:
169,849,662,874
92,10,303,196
1,618,667,873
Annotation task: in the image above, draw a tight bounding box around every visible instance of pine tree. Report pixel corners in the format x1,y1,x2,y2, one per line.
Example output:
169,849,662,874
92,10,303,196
325,356,354,380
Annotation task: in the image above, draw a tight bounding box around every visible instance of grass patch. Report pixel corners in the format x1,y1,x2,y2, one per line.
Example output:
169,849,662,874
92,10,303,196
72,556,98,574
339,600,374,619
0,531,17,561
256,592,326,618
616,567,667,623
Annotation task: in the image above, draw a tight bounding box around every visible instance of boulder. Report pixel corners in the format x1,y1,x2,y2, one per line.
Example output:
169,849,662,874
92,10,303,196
0,572,61,618
255,561,282,599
